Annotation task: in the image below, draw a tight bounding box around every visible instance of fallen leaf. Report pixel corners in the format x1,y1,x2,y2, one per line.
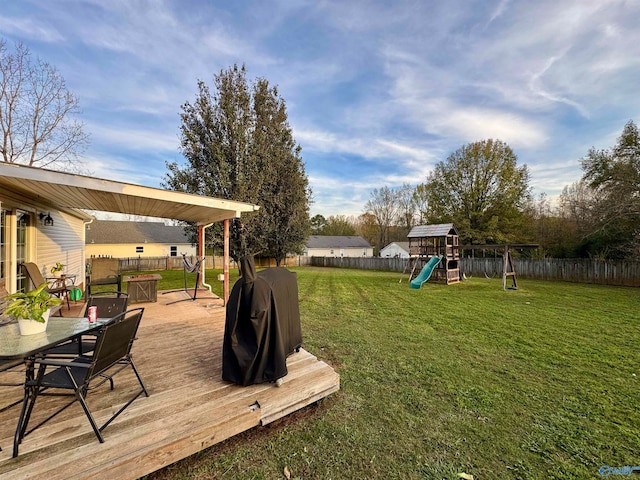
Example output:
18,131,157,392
458,473,474,480
284,466,291,479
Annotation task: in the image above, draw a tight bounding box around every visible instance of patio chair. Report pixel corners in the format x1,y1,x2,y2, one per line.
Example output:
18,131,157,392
44,291,130,356
21,262,70,313
85,258,121,297
13,307,148,457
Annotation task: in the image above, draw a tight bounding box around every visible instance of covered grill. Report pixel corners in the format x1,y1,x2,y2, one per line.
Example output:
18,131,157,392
222,256,302,386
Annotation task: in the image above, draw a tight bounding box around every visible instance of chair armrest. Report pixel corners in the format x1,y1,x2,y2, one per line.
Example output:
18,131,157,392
33,359,91,368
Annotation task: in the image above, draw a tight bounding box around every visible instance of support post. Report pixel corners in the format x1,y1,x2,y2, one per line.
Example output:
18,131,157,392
502,245,518,290
223,219,230,305
197,225,204,289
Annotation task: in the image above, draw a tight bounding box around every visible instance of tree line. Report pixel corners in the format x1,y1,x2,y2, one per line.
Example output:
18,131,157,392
348,125,640,260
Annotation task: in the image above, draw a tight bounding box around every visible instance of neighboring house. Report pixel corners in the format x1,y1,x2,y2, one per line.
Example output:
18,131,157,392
379,241,410,258
86,220,196,258
304,235,373,257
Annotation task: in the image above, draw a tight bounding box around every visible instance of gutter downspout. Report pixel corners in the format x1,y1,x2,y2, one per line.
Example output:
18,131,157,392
199,223,214,295
83,217,95,294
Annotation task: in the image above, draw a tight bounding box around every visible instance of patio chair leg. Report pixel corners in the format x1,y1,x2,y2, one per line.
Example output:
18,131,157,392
13,379,40,457
76,390,104,443
130,358,149,397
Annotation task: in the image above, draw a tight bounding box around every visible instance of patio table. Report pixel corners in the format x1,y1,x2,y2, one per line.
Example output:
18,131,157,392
0,316,110,456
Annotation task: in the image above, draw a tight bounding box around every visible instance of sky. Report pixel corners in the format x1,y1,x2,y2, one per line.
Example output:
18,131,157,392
2,0,640,218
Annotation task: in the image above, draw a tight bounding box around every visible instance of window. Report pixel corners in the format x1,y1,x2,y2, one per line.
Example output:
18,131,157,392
136,246,144,253
330,249,334,255
170,246,177,257
340,249,344,257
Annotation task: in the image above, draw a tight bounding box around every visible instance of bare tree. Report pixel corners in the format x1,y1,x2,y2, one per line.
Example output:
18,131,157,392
364,186,400,253
0,40,88,170
396,183,417,234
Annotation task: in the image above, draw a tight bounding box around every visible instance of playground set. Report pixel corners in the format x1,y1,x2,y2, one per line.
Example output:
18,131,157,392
405,223,460,288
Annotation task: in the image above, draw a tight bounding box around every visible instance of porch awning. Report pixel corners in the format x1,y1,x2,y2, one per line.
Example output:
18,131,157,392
0,163,259,224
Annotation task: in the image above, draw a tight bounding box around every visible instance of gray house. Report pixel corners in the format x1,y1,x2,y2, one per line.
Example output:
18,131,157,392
304,236,373,257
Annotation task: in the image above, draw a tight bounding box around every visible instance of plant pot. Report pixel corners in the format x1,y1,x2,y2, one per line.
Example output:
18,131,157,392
17,309,51,336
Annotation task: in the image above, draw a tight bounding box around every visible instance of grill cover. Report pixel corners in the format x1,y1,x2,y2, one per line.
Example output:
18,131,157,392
222,256,302,386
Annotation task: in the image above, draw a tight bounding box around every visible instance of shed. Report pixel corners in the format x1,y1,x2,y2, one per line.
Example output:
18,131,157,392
380,241,410,258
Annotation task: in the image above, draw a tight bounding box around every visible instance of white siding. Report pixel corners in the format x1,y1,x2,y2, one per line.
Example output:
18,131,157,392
35,210,87,287
306,247,373,258
379,243,410,258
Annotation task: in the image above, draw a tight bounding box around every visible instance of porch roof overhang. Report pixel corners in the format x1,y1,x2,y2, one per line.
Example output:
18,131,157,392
0,163,260,224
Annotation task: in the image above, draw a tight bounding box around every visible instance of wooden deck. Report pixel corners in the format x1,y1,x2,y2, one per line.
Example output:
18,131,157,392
0,290,339,479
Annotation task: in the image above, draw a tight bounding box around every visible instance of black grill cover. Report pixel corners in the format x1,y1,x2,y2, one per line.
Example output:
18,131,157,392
222,256,302,386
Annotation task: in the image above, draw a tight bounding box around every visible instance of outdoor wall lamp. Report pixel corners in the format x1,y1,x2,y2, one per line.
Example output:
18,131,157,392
39,212,54,227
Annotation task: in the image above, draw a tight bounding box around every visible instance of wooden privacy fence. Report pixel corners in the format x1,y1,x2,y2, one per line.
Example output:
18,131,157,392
91,255,312,273
310,256,640,287
310,256,408,272
460,258,640,287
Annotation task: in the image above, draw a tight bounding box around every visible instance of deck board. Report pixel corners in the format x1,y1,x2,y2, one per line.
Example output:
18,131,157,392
0,291,339,479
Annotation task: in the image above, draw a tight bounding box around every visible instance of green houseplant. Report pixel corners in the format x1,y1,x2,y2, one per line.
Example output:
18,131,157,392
50,262,65,276
4,282,62,335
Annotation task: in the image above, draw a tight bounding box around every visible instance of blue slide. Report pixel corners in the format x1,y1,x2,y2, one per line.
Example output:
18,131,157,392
410,256,442,289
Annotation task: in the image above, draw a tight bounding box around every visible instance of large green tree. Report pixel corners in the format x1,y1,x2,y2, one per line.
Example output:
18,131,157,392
418,139,531,244
165,65,310,264
580,120,640,258
321,215,357,236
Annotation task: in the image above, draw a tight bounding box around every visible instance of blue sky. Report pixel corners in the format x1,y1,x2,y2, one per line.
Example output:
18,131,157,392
2,1,640,217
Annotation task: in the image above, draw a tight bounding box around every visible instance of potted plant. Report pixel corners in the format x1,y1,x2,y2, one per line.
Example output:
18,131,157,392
50,262,65,277
4,282,62,335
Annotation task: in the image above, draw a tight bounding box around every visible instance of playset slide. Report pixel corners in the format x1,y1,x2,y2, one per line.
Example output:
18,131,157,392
410,256,442,289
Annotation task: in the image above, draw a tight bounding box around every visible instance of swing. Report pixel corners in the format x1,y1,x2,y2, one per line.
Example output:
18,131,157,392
164,254,216,305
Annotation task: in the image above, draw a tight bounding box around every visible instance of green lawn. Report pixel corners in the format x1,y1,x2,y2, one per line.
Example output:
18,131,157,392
145,267,640,480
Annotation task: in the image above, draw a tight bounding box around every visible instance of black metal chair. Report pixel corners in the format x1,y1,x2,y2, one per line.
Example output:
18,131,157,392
45,291,129,356
13,307,148,457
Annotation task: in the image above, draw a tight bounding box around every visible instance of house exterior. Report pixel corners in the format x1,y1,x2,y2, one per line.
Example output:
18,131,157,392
379,241,410,258
0,197,93,294
86,220,196,258
0,163,259,296
304,236,373,257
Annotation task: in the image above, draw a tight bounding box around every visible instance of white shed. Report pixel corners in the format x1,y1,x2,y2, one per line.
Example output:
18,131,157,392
379,242,410,258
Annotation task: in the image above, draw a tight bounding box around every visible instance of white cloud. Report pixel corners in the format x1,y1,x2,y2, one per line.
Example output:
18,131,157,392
85,121,179,153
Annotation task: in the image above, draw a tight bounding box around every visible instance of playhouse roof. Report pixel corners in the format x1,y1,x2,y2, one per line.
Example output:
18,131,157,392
407,223,458,238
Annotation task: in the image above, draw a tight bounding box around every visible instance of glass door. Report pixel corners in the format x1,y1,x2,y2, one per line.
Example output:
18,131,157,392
16,211,30,293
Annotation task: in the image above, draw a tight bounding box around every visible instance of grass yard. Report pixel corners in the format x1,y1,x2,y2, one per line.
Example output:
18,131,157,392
145,267,640,480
